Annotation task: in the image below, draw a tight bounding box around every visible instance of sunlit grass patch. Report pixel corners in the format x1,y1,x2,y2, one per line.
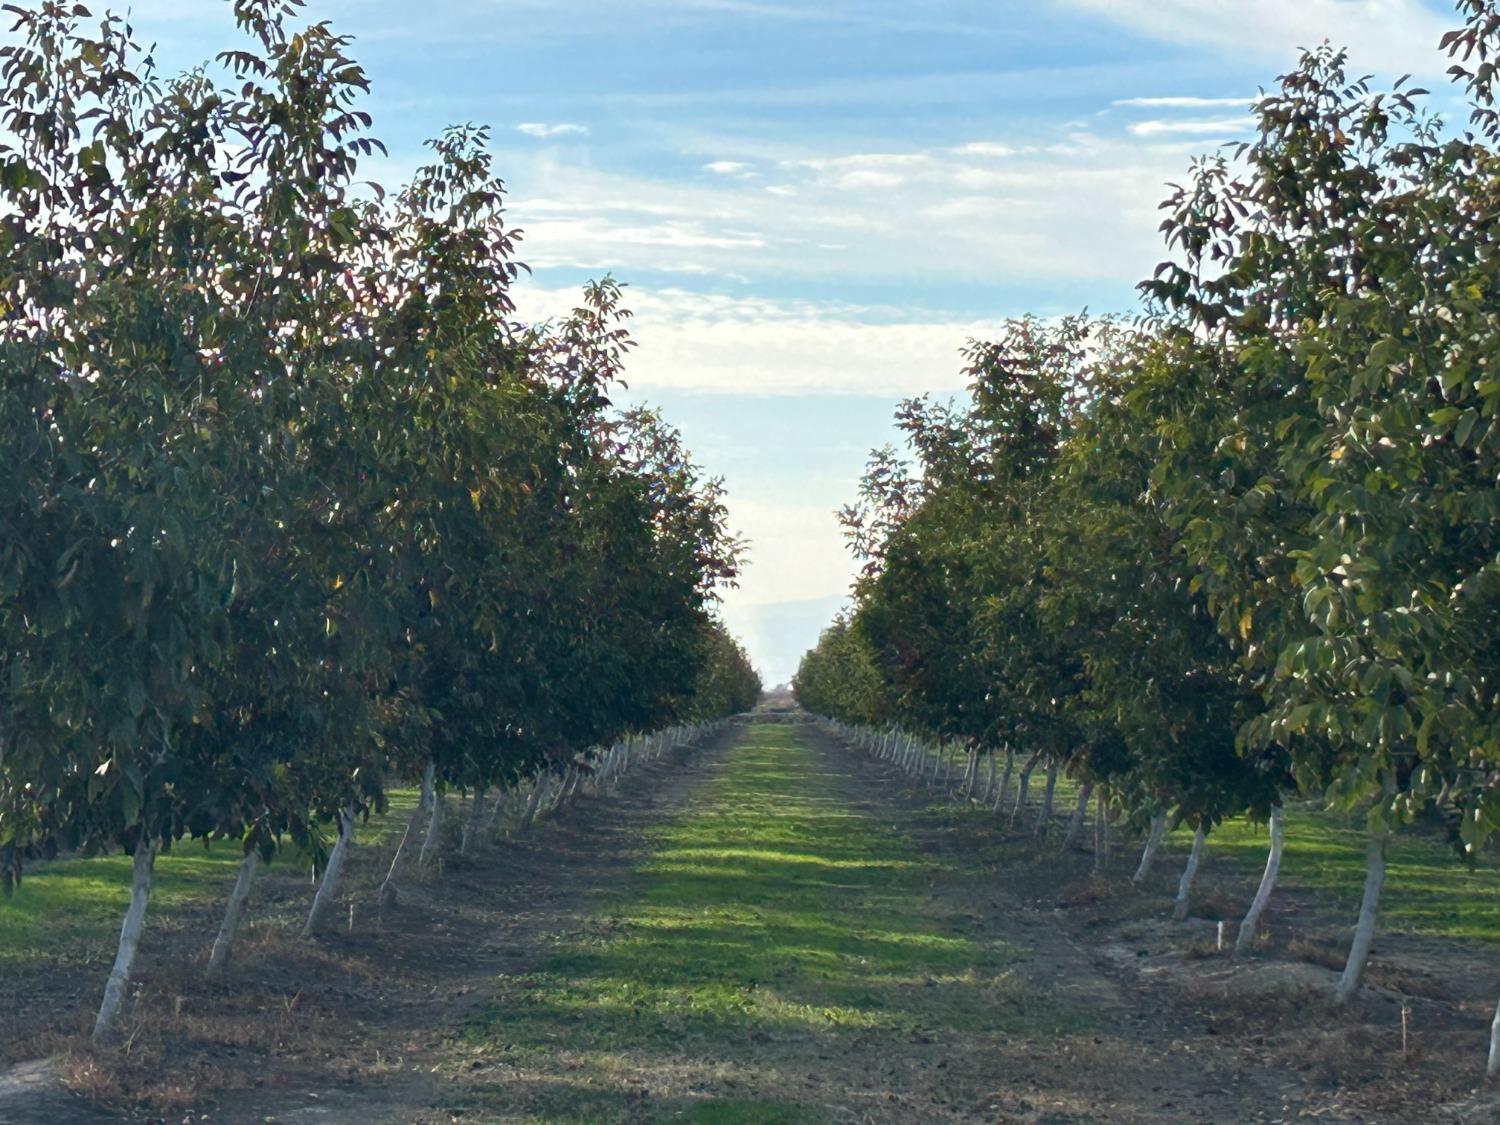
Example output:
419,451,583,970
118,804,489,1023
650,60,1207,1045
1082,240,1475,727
0,788,417,967
1207,810,1500,943
465,724,1086,1119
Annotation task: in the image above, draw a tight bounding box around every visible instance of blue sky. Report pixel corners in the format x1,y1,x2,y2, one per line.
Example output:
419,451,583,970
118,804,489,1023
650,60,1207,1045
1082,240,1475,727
131,0,1459,682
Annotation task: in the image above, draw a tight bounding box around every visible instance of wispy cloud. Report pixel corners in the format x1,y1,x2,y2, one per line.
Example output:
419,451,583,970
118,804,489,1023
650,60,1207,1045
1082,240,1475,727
515,283,992,395
1128,117,1253,136
950,141,1020,157
1059,0,1452,76
704,160,755,175
516,122,590,138
1113,95,1254,108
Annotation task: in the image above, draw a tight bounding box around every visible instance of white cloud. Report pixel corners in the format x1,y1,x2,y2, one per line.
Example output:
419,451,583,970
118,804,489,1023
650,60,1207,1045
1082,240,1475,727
1061,0,1453,76
516,122,590,138
1113,95,1255,108
704,160,754,175
498,129,1198,288
1128,117,1254,136
950,141,1020,157
513,283,987,396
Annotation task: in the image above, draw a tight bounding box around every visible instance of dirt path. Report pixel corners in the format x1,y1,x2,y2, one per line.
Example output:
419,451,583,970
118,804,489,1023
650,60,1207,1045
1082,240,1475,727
6,717,1493,1123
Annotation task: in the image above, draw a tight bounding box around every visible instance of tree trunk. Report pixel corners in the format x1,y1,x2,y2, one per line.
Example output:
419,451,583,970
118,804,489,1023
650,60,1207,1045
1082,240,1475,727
1009,751,1042,828
1235,805,1284,954
1334,827,1388,1005
961,746,979,798
378,817,414,907
1172,823,1207,922
928,742,942,785
418,788,444,868
1034,761,1058,837
981,749,998,805
419,760,435,812
994,746,1015,811
93,838,159,1042
1132,810,1168,885
1061,782,1092,849
518,774,546,831
303,806,355,938
1488,991,1500,1080
207,851,259,978
461,789,486,856
1093,788,1110,871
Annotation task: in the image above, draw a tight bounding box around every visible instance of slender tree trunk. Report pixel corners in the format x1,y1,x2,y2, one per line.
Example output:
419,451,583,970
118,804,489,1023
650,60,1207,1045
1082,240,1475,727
1488,992,1500,1080
378,817,414,907
1172,823,1207,922
1062,782,1093,849
418,788,444,867
1132,810,1168,885
1235,806,1284,954
550,767,577,812
419,760,435,812
518,774,546,831
928,742,942,785
1009,751,1043,828
461,789,486,856
994,746,1015,811
207,851,259,978
303,806,355,938
93,838,159,1042
1093,789,1110,871
961,746,979,798
1034,761,1058,837
1334,827,1388,1005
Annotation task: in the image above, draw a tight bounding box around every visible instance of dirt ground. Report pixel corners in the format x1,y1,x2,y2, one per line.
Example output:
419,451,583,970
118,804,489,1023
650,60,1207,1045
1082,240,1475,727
3,717,1500,1123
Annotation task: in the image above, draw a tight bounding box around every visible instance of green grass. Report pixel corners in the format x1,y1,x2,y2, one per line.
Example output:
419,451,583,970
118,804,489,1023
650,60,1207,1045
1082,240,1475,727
894,744,1500,944
0,789,417,968
1207,809,1500,943
459,724,1082,1123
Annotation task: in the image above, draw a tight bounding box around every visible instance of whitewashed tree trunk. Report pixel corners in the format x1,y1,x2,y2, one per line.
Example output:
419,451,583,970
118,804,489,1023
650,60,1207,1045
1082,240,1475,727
1172,824,1207,922
1034,761,1058,837
961,746,979,798
1487,993,1500,1080
518,774,545,831
981,749,998,805
461,789,486,856
1334,827,1388,1005
994,746,1015,810
1132,810,1167,885
928,742,942,785
418,788,444,867
1235,806,1284,954
207,851,259,978
303,806,355,938
93,838,159,1042
1009,751,1042,828
1061,782,1092,849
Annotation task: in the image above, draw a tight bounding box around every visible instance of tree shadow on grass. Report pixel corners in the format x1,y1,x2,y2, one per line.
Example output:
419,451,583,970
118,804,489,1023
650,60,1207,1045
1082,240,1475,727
458,726,1094,1122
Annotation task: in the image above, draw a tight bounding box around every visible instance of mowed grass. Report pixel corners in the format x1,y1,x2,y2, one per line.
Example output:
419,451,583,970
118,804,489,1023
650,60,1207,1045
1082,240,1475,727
906,743,1500,944
0,790,418,969
458,725,1070,1124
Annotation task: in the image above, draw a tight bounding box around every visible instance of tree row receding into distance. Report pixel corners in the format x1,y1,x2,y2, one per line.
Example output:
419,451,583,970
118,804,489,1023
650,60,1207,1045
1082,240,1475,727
796,0,1500,1078
0,0,759,1044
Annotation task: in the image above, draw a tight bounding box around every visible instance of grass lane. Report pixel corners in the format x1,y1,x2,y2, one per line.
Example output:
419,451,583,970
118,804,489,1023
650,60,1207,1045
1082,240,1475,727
453,722,1083,1123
